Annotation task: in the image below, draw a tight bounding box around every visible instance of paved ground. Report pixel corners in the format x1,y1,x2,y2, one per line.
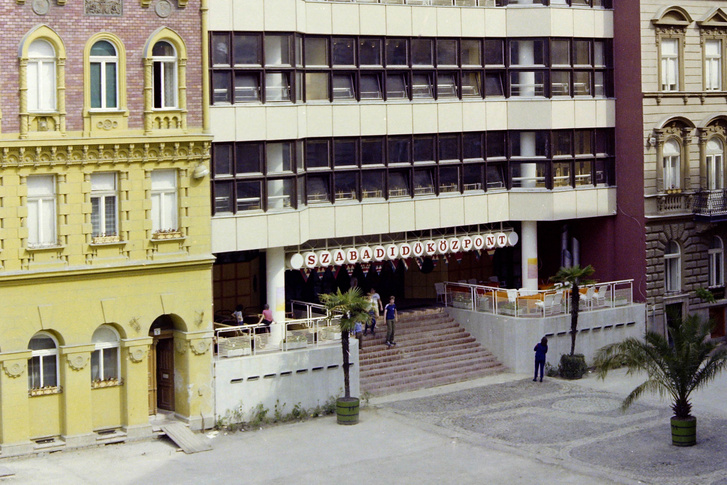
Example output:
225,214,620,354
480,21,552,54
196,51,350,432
3,369,727,484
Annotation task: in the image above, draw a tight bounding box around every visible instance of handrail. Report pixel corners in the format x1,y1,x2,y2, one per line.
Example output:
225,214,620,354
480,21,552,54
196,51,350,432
443,279,633,318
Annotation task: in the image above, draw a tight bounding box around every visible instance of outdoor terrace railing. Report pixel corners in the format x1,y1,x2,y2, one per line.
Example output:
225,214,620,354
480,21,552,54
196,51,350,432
215,300,342,357
443,279,633,318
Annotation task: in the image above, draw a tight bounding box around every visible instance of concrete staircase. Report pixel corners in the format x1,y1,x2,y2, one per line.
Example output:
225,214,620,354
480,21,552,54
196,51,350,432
359,307,506,397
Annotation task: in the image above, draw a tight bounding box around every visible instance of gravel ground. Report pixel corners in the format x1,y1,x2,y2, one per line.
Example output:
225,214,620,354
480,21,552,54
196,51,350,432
384,377,727,485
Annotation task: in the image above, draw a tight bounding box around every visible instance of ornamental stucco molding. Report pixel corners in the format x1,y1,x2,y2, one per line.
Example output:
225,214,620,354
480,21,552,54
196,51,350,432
3,361,25,378
0,140,210,169
190,339,210,355
175,340,188,355
67,354,90,371
128,347,146,363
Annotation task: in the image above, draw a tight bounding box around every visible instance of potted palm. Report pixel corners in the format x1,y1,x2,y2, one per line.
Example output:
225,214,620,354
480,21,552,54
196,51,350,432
551,264,595,378
594,314,727,446
319,287,371,425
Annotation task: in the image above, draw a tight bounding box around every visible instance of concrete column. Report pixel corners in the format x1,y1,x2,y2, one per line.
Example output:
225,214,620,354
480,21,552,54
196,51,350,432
120,338,153,440
266,247,286,345
59,345,95,448
0,352,34,456
521,221,538,291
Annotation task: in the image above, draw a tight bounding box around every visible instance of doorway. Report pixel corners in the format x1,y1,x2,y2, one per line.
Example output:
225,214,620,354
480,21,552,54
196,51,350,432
149,315,177,415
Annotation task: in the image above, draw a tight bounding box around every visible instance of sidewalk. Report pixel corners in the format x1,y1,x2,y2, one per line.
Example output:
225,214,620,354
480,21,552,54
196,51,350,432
3,370,727,484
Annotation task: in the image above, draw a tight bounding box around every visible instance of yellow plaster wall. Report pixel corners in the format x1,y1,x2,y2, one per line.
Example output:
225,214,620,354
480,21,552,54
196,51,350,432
92,387,123,431
29,394,62,439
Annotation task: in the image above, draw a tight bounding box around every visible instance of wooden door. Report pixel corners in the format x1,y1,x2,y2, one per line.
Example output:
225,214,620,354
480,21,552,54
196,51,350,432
156,338,175,411
148,343,157,415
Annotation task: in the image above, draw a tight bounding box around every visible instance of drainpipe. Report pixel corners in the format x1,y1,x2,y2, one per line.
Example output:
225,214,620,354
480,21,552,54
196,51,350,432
200,0,210,133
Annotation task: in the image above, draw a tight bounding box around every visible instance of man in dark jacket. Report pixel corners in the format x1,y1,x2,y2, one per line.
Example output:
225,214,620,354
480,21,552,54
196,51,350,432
533,337,548,382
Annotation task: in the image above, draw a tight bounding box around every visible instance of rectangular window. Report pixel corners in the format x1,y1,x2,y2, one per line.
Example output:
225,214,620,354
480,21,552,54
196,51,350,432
386,39,408,66
234,34,261,66
362,170,385,200
334,172,358,201
461,72,481,97
267,179,294,210
151,170,178,233
413,168,435,196
661,38,679,91
91,173,118,238
307,175,330,204
236,180,262,211
235,73,261,103
705,39,722,91
27,175,57,248
332,73,355,100
265,35,292,66
334,139,358,167
332,38,356,66
305,38,329,67
412,73,434,98
388,137,412,165
306,72,330,101
265,72,291,102
386,73,408,99
359,38,383,66
91,347,119,381
360,74,383,100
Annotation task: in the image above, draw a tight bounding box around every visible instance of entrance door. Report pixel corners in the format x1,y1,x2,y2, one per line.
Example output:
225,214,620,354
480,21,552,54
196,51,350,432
156,338,175,411
148,343,157,415
710,306,726,339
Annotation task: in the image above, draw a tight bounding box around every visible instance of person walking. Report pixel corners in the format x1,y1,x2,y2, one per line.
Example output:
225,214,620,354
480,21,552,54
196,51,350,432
364,288,383,336
533,337,548,382
384,296,398,348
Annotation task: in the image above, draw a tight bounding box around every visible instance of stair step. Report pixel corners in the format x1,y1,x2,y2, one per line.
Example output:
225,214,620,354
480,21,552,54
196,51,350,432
357,308,505,397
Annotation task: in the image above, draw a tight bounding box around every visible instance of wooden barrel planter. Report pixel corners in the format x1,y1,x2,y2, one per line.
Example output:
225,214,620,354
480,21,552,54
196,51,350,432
336,397,360,425
671,416,697,446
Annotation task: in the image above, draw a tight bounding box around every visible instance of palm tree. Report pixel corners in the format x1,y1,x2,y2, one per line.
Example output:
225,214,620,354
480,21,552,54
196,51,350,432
594,315,727,445
319,287,371,400
551,264,595,356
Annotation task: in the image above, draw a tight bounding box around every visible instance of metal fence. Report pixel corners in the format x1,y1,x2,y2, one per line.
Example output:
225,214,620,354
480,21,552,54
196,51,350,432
443,279,633,318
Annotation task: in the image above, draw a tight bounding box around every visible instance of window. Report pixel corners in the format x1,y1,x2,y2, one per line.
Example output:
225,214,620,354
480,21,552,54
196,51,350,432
707,137,724,190
91,326,120,383
151,170,178,233
91,173,118,238
663,139,681,190
661,38,679,91
28,333,58,391
709,237,724,288
28,40,56,112
705,39,722,91
665,240,681,293
152,41,177,108
90,41,118,109
27,175,57,248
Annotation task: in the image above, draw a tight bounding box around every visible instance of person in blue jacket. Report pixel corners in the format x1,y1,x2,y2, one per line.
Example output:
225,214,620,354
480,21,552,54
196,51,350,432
533,337,548,382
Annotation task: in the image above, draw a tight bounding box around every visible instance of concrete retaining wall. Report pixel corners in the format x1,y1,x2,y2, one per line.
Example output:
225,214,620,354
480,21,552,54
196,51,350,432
214,341,359,422
448,304,646,374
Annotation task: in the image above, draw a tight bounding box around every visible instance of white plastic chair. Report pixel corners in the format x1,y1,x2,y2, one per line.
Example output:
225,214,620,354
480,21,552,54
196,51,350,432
535,293,555,316
435,282,447,304
580,286,595,310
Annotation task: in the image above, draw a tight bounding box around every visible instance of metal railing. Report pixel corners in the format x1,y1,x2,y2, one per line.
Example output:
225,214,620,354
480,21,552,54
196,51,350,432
693,189,727,218
443,279,633,318
215,300,342,358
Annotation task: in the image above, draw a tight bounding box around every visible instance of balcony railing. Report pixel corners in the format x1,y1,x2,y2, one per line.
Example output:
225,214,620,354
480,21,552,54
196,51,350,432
693,189,727,222
443,280,633,318
656,191,692,214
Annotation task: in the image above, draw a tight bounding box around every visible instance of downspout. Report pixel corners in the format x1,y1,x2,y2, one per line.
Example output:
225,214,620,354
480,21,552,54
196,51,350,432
200,0,210,133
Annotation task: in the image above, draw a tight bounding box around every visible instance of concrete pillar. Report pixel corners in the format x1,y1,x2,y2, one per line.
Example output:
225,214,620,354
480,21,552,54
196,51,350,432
0,352,34,456
59,345,95,448
120,338,153,440
521,221,538,291
266,247,286,346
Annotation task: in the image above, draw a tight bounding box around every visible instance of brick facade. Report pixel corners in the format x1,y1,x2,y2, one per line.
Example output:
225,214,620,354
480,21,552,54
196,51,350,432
0,1,203,134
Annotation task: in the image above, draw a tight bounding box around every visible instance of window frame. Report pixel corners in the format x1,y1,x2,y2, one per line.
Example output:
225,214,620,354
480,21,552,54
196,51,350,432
709,236,725,288
150,169,179,234
89,40,120,110
91,326,121,384
91,172,119,239
664,240,682,293
28,332,59,391
27,174,58,249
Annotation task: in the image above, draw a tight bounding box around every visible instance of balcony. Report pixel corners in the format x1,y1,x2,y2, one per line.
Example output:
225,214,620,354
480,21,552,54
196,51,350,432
656,190,692,215
693,189,727,222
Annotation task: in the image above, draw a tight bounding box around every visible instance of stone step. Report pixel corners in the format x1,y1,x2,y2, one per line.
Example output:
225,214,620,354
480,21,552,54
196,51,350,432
360,339,483,365
361,352,501,379
357,308,506,397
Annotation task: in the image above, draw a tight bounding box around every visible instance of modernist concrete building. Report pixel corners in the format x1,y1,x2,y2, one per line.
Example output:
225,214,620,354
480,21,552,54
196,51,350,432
207,0,644,341
0,1,214,455
640,1,727,335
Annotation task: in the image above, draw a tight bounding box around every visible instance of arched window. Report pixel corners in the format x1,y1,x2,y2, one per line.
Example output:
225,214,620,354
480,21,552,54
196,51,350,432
152,41,177,109
90,40,118,109
28,332,58,390
91,326,120,383
665,240,681,293
706,137,724,191
28,39,56,112
709,236,724,288
663,139,681,190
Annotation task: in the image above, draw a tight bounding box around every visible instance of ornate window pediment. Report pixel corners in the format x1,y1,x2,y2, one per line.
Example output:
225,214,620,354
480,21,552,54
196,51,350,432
652,6,693,29
698,8,727,30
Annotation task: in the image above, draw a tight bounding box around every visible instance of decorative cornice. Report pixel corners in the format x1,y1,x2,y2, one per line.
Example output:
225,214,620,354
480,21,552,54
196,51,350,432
0,139,210,169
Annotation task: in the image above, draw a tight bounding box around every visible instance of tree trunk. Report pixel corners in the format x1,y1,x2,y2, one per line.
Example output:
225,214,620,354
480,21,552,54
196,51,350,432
341,330,350,398
570,282,579,356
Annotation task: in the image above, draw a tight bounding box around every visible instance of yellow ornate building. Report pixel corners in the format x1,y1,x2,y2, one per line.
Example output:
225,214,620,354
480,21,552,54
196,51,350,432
0,0,213,455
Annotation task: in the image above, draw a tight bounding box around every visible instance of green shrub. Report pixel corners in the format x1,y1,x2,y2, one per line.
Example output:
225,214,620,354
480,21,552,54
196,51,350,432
559,353,588,379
